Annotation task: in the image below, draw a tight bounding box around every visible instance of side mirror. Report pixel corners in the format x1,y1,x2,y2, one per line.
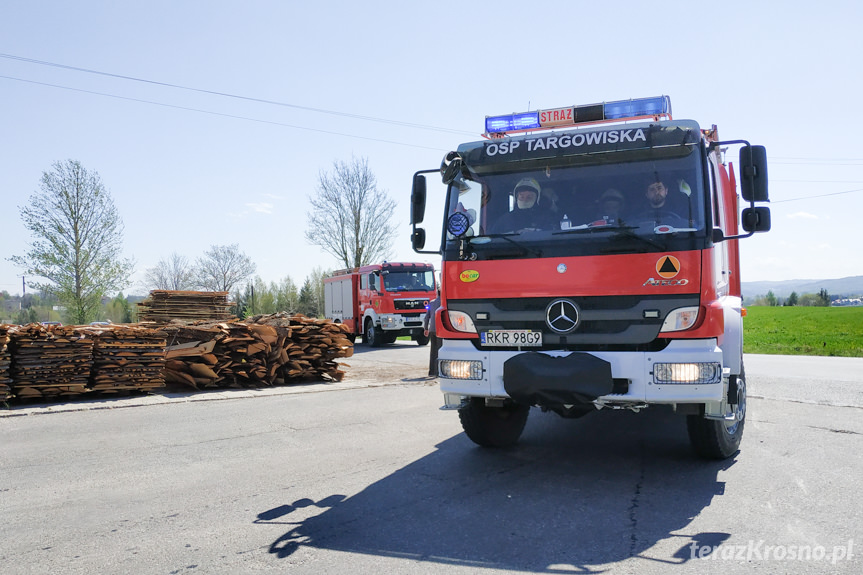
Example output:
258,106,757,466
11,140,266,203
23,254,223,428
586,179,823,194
411,228,426,250
740,145,769,202
741,206,771,233
411,174,427,225
440,151,463,185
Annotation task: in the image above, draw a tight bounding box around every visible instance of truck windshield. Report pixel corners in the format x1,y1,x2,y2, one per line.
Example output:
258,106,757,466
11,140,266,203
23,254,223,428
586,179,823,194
444,146,707,259
383,271,435,292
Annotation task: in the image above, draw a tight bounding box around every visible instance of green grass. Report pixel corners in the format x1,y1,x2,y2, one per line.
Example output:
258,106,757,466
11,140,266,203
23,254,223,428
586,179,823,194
743,306,863,357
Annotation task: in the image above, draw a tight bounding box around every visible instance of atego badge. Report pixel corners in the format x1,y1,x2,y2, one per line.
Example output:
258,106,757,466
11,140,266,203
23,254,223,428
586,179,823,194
644,256,689,287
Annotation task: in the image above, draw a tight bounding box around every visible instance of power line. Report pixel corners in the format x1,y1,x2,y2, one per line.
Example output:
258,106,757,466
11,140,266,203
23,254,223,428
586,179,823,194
772,160,863,166
772,156,863,163
7,53,863,170
772,188,863,203
0,52,476,136
7,54,863,166
6,74,863,192
772,179,863,184
0,75,451,152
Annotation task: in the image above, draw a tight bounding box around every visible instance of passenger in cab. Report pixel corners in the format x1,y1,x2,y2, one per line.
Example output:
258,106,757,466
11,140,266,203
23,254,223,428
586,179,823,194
490,178,557,233
591,188,626,226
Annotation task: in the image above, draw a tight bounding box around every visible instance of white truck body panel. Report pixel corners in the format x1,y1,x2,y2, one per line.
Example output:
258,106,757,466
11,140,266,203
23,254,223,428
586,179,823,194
324,276,354,323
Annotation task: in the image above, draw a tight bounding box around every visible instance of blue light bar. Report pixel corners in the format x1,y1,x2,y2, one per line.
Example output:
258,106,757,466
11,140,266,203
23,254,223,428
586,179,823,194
485,111,540,134
484,96,672,136
604,96,671,119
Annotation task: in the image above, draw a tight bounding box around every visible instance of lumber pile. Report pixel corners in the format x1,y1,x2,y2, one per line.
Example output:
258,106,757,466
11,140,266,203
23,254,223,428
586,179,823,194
251,313,354,381
7,323,94,399
86,324,167,394
0,324,11,401
137,290,235,323
0,314,354,404
160,313,353,390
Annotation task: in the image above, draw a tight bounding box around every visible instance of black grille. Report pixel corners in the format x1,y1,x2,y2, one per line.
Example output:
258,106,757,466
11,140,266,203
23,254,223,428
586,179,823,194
394,299,429,311
449,294,699,350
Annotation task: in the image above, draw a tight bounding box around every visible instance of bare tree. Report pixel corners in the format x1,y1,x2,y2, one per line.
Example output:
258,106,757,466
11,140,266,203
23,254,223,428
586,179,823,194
195,244,256,293
10,159,133,324
308,266,329,317
305,157,397,269
144,252,195,290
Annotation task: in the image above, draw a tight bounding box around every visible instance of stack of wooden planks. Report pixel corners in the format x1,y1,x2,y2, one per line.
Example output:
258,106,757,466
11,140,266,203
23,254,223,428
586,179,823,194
7,323,94,399
251,313,354,382
86,324,168,394
0,324,11,401
161,321,255,389
160,313,353,390
137,290,235,323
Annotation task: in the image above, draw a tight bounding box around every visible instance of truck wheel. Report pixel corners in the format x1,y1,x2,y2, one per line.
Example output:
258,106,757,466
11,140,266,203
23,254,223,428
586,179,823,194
364,319,383,347
414,334,429,346
687,368,746,459
458,398,529,448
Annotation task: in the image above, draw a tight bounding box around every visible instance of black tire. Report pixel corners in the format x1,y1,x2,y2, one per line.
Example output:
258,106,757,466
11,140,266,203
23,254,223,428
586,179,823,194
364,319,383,347
382,332,398,344
458,398,530,448
414,334,430,346
687,367,746,459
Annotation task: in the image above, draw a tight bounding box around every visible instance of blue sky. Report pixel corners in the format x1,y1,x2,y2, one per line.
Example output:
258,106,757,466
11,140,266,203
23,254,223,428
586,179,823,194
2,0,862,296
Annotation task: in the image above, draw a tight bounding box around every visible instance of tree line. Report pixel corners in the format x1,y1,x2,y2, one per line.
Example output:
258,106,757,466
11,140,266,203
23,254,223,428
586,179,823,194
6,157,398,325
143,248,329,318
749,289,832,307
0,290,134,325
0,269,329,324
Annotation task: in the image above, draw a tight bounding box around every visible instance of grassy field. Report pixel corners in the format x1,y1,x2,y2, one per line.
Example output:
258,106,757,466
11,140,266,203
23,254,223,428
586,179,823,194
743,306,863,357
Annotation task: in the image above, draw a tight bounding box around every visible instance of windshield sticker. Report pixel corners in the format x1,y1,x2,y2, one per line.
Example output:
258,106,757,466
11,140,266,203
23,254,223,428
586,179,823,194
459,270,480,283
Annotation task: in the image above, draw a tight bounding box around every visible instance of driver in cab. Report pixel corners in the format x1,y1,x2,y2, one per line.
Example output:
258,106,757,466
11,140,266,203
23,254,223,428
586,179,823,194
490,178,556,233
634,177,688,227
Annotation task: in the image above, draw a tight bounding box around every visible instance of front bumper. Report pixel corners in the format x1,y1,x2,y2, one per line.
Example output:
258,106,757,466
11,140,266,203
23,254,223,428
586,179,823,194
437,338,725,406
379,313,424,332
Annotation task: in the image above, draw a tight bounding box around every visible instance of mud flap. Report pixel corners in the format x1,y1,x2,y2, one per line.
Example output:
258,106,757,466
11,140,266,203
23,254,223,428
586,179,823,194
503,352,613,406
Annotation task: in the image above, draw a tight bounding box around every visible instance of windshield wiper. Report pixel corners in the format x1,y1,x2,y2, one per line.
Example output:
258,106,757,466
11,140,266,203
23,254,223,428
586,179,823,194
607,226,666,251
552,224,619,236
472,233,543,257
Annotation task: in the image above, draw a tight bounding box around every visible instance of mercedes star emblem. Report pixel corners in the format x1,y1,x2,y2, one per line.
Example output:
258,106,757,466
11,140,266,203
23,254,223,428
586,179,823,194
546,299,580,333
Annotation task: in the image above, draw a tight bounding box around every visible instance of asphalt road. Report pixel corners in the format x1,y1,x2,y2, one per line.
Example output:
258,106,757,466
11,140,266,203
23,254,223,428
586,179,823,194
1,346,861,574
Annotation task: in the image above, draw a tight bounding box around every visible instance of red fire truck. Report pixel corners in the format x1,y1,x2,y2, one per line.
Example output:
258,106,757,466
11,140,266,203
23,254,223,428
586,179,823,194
410,96,770,459
323,262,437,347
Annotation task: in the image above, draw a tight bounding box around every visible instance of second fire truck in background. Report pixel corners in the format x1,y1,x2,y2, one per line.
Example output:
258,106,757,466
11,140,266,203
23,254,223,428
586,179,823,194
324,262,436,347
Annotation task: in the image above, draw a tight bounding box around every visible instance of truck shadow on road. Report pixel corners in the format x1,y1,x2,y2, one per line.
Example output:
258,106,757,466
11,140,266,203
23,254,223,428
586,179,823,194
258,406,735,571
